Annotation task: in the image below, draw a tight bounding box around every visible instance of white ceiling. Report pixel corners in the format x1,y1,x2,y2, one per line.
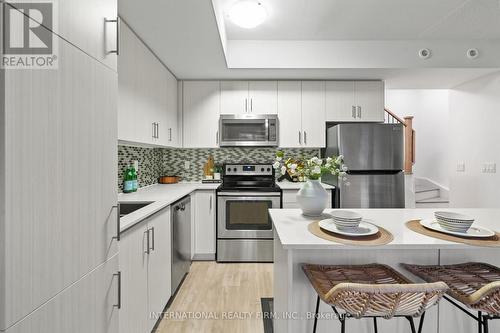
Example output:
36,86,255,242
222,0,500,40
118,0,499,88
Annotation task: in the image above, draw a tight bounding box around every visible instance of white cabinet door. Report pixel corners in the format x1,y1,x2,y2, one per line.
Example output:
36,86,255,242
220,81,249,114
183,81,220,148
165,70,179,147
8,0,118,71
354,81,385,122
119,223,149,333
248,81,278,114
147,207,172,332
277,81,302,148
302,81,326,147
2,33,118,330
5,255,119,333
325,81,356,122
193,191,216,259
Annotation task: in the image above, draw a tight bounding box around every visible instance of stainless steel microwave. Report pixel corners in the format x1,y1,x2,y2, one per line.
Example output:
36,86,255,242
219,114,279,147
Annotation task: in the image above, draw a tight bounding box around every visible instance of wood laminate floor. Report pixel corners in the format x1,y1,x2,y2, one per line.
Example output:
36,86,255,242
155,261,273,333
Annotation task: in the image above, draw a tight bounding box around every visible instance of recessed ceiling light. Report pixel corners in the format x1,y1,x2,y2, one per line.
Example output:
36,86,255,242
228,1,268,29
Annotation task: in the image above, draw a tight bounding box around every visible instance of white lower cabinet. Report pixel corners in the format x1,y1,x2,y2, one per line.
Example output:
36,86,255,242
119,206,172,333
5,255,119,333
193,191,216,260
282,189,332,209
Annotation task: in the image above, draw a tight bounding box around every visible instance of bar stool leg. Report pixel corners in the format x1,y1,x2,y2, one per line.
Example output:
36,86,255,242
483,315,489,333
417,312,426,333
313,296,320,333
406,316,417,333
373,317,378,333
340,316,346,333
478,311,483,333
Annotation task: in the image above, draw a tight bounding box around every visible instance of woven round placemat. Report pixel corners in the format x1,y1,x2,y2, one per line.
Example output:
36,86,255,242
406,220,500,247
308,221,394,246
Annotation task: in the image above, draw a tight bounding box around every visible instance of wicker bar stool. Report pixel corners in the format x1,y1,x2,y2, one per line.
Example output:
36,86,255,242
302,264,448,333
402,262,500,333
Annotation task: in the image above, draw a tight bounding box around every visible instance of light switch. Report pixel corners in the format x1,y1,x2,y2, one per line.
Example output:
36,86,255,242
456,162,465,172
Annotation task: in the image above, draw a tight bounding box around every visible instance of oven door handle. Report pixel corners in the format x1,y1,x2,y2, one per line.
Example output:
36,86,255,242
217,192,282,197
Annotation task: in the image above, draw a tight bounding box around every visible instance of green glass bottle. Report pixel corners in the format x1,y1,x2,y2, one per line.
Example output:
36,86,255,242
123,165,134,193
131,163,138,192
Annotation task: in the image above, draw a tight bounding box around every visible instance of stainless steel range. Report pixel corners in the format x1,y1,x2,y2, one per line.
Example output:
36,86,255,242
216,163,281,262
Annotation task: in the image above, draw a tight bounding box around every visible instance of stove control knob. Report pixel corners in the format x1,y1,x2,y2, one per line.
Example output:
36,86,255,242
233,168,237,172
261,168,265,172
226,168,231,172
267,168,271,172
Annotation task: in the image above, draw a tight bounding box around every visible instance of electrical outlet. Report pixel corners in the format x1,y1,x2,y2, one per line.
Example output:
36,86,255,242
456,162,465,172
482,163,497,173
184,161,190,170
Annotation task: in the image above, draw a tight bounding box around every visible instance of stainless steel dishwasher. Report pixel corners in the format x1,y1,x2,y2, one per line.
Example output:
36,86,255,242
171,195,191,295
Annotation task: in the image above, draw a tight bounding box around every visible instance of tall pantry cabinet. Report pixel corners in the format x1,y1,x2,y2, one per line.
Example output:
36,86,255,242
0,1,120,333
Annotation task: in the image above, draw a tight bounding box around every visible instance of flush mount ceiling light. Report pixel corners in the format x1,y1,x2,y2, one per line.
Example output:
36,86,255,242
228,1,268,29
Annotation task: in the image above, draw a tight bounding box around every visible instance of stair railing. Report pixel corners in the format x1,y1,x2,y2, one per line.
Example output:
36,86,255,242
384,108,415,174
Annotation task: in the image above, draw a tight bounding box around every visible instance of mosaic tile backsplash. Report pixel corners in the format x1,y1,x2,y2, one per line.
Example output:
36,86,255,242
118,145,320,191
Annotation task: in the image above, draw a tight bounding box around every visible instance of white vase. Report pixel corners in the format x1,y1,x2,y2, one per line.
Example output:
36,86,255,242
296,179,328,217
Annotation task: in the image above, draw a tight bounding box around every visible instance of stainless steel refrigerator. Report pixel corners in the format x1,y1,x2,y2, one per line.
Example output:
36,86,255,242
322,123,405,208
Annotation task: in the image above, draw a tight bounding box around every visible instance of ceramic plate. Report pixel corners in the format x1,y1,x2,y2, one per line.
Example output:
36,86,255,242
420,219,495,238
319,219,379,237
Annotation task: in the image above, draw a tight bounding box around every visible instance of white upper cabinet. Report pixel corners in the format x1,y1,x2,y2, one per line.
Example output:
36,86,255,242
326,81,384,122
117,22,178,147
277,81,325,148
248,81,278,114
220,81,249,114
277,81,302,148
301,81,326,147
354,81,385,122
183,81,220,148
220,81,277,115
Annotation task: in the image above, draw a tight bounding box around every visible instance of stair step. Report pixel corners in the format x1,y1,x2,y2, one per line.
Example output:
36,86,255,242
415,189,440,201
416,197,450,204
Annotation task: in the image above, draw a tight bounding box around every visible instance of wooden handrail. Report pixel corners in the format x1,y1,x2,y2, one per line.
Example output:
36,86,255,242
384,108,407,126
384,109,415,174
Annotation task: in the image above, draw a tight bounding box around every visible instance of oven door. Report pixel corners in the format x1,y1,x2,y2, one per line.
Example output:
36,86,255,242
219,115,278,147
217,192,281,239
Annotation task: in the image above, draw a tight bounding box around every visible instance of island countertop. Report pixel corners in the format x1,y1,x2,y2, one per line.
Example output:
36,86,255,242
269,208,500,250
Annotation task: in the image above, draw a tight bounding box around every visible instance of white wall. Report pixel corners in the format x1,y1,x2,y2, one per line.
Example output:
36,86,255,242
449,72,500,208
385,89,450,189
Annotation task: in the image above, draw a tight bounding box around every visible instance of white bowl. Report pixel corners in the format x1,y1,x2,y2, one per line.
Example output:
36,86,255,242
434,211,474,222
331,210,363,221
436,217,473,232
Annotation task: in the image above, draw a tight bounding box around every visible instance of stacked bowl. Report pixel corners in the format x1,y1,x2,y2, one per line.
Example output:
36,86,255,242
434,211,475,233
331,210,363,230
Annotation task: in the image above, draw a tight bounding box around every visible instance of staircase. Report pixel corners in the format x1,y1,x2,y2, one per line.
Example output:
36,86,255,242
415,178,449,208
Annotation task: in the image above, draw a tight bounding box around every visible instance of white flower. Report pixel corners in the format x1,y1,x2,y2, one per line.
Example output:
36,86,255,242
289,163,297,171
342,165,348,172
326,157,332,163
312,166,321,175
310,157,321,165
273,161,281,169
281,166,287,175
276,156,282,162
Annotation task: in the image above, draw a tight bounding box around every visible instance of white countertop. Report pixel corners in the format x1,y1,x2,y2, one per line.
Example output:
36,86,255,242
118,182,220,232
276,181,335,190
270,208,500,250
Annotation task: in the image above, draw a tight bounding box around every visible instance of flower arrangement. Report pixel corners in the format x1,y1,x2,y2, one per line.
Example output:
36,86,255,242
273,151,348,181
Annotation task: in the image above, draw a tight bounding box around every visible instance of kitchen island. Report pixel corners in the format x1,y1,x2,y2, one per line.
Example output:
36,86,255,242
270,208,500,333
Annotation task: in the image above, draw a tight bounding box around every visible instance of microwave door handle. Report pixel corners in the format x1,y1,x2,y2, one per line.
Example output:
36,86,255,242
265,119,270,140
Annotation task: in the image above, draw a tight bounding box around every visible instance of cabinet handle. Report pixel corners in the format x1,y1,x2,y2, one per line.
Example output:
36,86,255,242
156,123,159,139
152,123,155,138
216,130,219,145
304,131,307,145
169,128,172,141
357,106,361,118
298,131,302,144
113,271,121,309
352,106,356,118
112,204,120,242
144,229,150,254
150,227,155,252
250,98,253,112
209,195,212,211
245,98,248,112
105,17,120,55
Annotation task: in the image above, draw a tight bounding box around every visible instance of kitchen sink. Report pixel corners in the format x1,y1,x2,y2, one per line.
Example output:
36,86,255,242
119,202,153,217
